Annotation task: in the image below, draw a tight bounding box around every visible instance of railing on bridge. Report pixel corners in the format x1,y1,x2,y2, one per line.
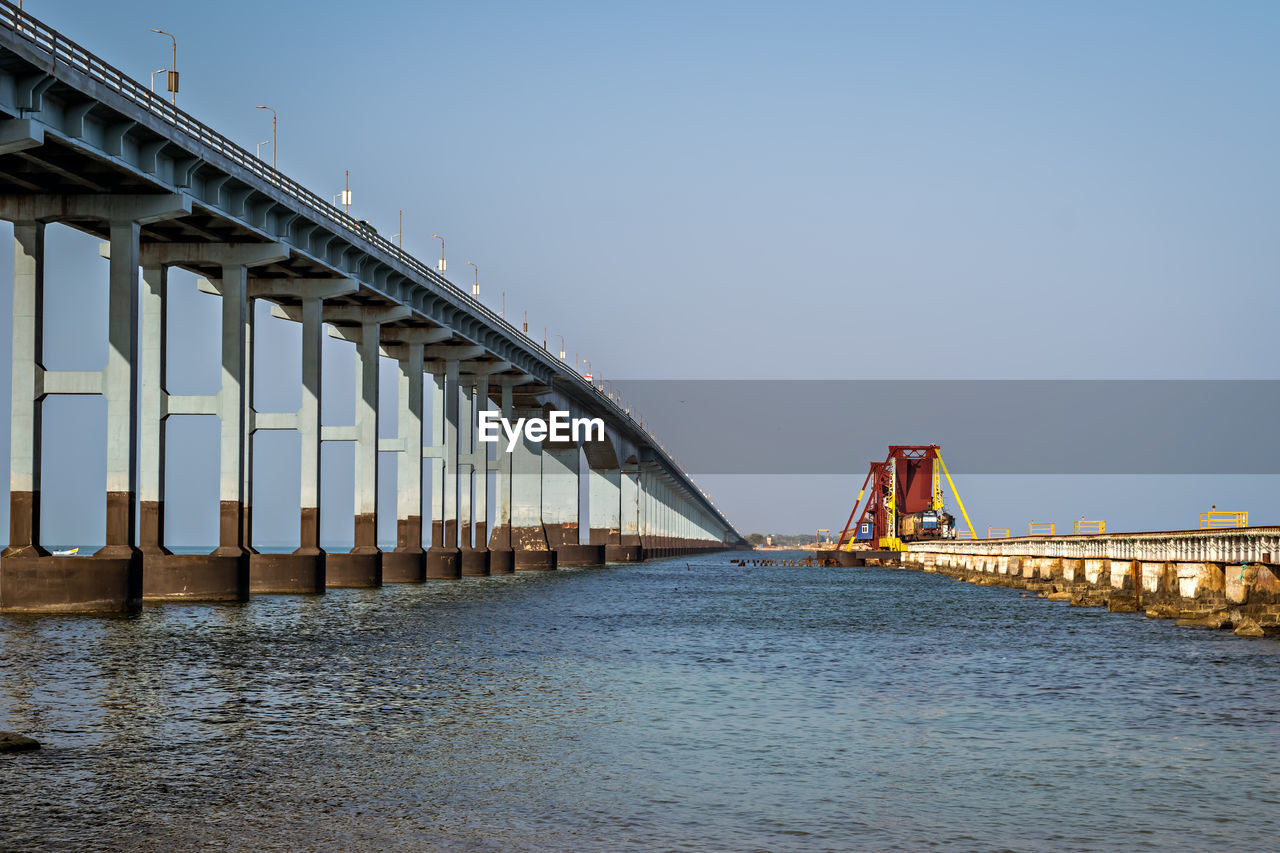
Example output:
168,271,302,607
1201,511,1248,530
1027,521,1055,536
955,529,975,540
986,528,1010,539
1074,519,1106,535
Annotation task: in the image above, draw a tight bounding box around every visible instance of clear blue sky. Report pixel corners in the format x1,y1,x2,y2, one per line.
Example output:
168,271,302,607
3,0,1278,544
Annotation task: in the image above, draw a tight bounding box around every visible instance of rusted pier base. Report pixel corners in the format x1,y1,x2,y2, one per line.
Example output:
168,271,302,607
143,554,248,602
325,551,382,588
0,555,140,612
249,552,325,594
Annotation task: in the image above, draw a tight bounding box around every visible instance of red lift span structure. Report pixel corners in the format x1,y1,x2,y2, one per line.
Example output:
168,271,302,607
836,445,976,551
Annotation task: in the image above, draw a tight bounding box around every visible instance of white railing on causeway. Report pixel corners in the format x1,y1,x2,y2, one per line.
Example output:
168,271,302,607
0,2,733,520
907,527,1280,565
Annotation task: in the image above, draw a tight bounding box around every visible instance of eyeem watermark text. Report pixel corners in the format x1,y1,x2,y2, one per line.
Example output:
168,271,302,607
478,411,605,452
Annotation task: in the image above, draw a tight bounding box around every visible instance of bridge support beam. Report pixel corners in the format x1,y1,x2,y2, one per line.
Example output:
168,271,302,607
608,461,643,562
382,339,426,582
139,243,286,601
326,310,407,587
248,280,356,592
427,360,461,578
460,375,491,576
512,408,554,571
487,381,516,574
0,195,191,611
547,439,602,567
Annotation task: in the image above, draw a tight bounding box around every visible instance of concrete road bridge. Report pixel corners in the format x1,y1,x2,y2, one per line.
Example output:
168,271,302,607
0,4,746,612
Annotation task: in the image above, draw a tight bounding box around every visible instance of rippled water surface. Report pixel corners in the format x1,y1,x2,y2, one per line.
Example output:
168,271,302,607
3,552,1280,851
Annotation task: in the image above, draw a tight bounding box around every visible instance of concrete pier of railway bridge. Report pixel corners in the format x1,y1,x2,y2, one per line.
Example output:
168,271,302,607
0,5,746,611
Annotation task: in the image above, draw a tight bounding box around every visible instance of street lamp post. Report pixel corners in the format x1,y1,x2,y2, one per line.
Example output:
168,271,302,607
150,29,178,105
255,105,277,168
465,260,479,297
332,170,352,215
557,335,565,361
430,234,446,273
256,140,271,160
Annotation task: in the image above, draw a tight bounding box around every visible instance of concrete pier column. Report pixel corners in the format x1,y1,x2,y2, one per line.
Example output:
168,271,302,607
254,292,327,592
211,260,251,564
326,316,386,587
638,464,650,559
427,361,461,578
512,409,555,571
249,280,356,592
383,339,425,582
589,466,621,547
3,222,47,564
457,378,482,575
0,195,189,611
609,461,642,562
464,375,491,576
101,220,143,565
487,381,516,574
545,438,598,566
146,245,284,600
138,262,168,562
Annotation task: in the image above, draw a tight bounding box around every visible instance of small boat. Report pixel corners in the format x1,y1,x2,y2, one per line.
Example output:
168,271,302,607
51,547,79,556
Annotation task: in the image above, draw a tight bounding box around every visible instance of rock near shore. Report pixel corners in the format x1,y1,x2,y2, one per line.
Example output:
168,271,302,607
0,732,40,753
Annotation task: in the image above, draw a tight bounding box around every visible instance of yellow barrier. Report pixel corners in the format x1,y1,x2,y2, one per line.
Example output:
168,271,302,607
1200,511,1248,529
987,527,1010,539
956,529,974,540
1074,519,1106,535
1028,521,1055,536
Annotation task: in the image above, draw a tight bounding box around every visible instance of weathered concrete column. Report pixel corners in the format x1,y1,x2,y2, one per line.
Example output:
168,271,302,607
101,220,143,565
589,466,621,547
463,374,491,576
487,380,516,574
457,378,480,574
3,222,46,563
248,280,354,592
140,243,285,601
326,314,392,587
382,339,426,582
427,360,461,578
610,461,643,562
297,295,325,563
512,407,554,571
138,262,168,561
0,195,188,611
545,436,599,566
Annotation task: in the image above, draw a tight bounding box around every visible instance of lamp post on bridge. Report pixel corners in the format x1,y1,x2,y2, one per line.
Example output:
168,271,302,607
256,140,271,160
430,234,446,273
255,105,277,168
150,29,178,105
557,335,565,362
465,260,479,297
332,170,352,215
